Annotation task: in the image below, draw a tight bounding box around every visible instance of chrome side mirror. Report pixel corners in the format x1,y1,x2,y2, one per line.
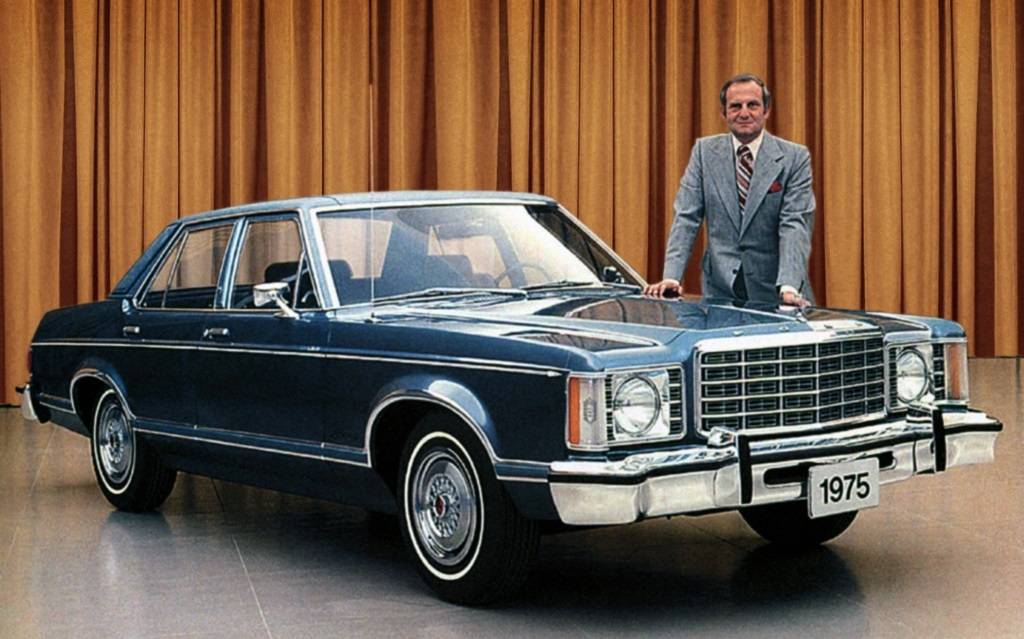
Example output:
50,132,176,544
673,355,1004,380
601,265,624,283
254,282,299,319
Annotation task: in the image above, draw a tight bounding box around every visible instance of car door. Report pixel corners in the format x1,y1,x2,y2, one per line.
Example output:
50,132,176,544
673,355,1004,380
117,221,236,426
193,212,327,445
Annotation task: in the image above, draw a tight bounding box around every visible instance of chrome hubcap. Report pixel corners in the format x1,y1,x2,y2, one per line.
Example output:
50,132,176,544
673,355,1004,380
98,402,133,484
412,449,477,566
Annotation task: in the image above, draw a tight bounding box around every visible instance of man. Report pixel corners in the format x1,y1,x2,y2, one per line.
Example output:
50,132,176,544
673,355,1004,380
644,74,815,307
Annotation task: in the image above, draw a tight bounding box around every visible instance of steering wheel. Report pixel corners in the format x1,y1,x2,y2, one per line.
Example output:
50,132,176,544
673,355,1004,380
493,261,552,287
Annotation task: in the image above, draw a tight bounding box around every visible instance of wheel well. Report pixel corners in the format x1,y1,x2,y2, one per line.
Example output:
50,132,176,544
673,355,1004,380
370,401,460,495
72,377,111,433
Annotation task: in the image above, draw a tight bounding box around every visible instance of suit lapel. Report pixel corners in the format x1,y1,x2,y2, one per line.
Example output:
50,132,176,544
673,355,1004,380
740,132,784,237
707,135,742,234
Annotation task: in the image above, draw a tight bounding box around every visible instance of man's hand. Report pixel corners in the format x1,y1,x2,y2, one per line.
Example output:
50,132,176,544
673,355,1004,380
643,278,682,298
780,289,810,308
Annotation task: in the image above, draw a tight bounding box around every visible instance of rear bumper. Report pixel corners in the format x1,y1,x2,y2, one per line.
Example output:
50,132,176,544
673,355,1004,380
16,383,39,422
548,407,1001,525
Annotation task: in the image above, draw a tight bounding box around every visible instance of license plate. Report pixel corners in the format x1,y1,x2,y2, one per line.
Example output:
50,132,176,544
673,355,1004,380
808,458,880,519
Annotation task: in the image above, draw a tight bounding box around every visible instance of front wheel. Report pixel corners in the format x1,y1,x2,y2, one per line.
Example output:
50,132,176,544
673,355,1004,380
90,389,177,512
398,414,539,605
740,501,857,548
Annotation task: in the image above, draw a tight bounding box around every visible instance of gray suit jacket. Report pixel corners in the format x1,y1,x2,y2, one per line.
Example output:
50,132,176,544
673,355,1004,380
663,132,816,304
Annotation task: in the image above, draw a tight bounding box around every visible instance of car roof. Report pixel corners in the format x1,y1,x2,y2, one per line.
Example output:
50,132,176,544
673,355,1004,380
175,191,558,226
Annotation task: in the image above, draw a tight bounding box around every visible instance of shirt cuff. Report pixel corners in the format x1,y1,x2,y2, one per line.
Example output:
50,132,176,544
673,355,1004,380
779,285,799,296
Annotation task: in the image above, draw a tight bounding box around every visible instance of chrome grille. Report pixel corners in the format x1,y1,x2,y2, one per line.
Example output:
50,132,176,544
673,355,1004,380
698,335,886,434
933,347,946,400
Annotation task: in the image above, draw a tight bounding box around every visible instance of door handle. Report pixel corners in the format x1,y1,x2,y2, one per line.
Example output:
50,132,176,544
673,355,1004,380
123,325,141,336
202,327,230,340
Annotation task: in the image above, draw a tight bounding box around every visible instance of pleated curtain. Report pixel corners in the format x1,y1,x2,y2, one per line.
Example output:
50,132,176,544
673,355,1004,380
0,0,1020,404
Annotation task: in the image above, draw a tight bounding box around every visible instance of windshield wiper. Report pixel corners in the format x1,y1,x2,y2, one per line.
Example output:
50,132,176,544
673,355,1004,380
375,287,527,304
522,280,641,293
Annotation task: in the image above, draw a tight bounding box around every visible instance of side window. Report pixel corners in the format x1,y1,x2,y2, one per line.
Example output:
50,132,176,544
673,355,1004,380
141,225,233,309
230,218,315,309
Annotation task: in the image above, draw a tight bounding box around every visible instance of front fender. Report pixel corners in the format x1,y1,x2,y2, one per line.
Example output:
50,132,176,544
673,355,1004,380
365,373,499,462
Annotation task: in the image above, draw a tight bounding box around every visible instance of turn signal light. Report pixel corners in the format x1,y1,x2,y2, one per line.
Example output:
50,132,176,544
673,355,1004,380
945,342,970,401
566,375,606,449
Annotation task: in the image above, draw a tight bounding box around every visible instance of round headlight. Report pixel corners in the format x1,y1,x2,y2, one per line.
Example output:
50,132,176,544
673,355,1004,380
612,376,661,436
896,349,929,403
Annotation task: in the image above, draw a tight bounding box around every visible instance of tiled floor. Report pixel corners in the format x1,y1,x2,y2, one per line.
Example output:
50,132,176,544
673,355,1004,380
1,358,1021,638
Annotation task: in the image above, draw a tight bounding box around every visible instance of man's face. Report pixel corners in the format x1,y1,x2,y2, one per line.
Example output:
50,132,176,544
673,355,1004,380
722,81,770,143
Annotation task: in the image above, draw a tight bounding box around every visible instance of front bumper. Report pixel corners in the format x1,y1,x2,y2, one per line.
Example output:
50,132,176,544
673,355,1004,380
548,407,1001,525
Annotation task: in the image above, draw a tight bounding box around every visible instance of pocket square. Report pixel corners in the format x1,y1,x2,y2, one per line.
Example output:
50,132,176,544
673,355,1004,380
769,181,782,193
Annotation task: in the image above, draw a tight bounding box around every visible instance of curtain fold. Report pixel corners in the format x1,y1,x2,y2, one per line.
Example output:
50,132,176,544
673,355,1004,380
0,0,1020,404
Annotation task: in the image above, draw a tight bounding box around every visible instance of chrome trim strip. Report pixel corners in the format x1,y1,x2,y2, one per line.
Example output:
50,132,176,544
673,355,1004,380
305,205,340,307
365,391,497,465
69,369,135,421
555,204,646,285
30,340,564,377
319,197,552,212
363,391,553,471
134,427,371,467
495,475,549,484
39,401,76,414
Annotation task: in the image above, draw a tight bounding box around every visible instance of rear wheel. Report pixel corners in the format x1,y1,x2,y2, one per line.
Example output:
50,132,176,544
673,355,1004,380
740,501,857,548
398,414,539,605
90,389,176,511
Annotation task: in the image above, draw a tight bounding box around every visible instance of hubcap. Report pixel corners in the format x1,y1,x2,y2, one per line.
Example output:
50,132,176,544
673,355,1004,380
97,401,133,485
411,449,478,566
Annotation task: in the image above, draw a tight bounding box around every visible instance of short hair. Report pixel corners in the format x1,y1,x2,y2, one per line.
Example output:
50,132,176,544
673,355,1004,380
719,74,772,111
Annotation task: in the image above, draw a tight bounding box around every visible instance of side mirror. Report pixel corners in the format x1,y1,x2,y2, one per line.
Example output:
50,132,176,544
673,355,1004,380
254,282,299,319
601,265,625,283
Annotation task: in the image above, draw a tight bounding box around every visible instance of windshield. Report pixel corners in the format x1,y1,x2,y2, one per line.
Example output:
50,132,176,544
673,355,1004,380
317,204,638,305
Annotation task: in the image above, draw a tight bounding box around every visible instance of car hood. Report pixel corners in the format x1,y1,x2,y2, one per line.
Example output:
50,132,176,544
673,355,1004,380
337,292,934,353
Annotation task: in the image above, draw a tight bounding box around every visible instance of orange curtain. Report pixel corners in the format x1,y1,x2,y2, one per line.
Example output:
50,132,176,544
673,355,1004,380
0,0,1020,404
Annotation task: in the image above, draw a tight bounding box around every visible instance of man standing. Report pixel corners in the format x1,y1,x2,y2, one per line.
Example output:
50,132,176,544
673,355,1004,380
644,74,815,306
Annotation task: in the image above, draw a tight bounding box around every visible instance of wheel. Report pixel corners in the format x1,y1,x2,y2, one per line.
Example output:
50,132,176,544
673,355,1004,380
740,500,857,548
398,414,539,605
90,389,177,512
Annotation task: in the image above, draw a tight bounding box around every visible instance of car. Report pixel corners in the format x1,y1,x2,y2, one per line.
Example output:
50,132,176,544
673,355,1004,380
19,191,1002,604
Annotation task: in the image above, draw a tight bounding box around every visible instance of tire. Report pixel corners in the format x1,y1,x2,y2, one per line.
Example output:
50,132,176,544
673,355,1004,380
90,389,177,512
740,500,857,548
398,414,539,605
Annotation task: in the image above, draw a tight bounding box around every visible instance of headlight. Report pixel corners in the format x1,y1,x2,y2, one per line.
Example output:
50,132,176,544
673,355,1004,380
567,368,680,450
896,348,929,403
612,377,661,435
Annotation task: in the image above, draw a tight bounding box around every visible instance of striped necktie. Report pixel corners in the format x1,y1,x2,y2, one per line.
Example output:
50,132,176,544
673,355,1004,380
737,144,753,212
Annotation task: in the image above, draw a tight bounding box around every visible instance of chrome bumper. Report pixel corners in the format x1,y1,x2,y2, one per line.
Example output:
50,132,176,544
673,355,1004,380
17,383,39,421
548,408,1001,526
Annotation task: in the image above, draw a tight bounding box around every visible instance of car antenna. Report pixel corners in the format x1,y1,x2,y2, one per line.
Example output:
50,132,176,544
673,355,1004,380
367,0,377,323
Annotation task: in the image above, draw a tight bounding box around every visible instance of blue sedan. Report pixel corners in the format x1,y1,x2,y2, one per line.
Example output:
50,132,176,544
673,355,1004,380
19,191,1002,603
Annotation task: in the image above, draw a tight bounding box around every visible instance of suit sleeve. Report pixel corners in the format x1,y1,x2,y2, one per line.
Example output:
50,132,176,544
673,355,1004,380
776,146,815,293
662,141,706,281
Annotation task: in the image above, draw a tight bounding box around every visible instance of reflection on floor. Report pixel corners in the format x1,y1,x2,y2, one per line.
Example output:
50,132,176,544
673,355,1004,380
1,359,1021,638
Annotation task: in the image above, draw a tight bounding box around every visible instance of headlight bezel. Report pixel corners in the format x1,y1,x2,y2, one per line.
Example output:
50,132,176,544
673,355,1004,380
886,337,970,410
567,365,683,451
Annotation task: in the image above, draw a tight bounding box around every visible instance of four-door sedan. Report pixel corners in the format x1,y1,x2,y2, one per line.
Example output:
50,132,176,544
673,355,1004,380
19,191,1002,603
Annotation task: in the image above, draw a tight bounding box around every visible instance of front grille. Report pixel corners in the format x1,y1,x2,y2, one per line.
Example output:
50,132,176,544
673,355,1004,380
698,334,886,434
932,346,946,400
